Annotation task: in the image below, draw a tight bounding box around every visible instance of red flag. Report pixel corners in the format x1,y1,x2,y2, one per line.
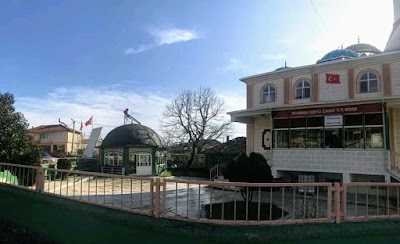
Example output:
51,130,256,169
80,121,83,130
326,73,340,84
85,117,92,126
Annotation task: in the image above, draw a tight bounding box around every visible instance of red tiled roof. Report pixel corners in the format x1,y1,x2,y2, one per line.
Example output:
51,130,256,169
28,124,81,134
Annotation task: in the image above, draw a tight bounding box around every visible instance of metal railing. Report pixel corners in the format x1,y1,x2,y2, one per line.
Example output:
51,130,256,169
209,163,227,181
2,162,400,225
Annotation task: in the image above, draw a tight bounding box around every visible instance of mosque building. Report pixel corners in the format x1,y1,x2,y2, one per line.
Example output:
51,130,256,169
228,0,400,183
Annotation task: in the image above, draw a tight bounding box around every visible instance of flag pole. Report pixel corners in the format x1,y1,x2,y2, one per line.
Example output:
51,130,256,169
91,115,93,131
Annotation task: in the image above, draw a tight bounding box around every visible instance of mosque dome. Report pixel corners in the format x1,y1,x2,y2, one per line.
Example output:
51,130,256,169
346,43,382,56
316,48,359,64
99,124,162,148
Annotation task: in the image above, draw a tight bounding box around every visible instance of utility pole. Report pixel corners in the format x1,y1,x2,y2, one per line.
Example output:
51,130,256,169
71,119,76,155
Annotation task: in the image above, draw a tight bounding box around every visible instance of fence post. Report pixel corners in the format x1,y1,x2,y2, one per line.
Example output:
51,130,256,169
154,178,161,218
35,168,45,193
334,182,341,223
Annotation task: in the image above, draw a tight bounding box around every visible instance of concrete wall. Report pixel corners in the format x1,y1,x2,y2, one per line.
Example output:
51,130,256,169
272,149,388,176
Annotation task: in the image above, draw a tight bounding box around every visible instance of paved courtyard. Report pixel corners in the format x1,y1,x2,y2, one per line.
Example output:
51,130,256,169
40,174,399,221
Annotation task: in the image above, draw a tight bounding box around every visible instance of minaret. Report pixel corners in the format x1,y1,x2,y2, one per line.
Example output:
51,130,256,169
384,0,400,52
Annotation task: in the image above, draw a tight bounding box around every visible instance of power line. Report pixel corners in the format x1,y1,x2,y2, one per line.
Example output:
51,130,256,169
309,0,325,26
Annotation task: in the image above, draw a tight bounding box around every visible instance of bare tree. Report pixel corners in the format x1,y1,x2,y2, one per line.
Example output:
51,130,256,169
162,87,232,169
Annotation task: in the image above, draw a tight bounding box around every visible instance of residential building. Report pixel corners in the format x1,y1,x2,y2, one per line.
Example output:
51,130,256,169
228,1,400,183
28,124,82,156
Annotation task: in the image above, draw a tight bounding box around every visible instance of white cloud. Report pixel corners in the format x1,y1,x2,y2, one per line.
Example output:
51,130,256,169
152,28,199,45
16,86,170,139
15,85,246,140
221,58,250,72
124,28,200,55
260,53,286,60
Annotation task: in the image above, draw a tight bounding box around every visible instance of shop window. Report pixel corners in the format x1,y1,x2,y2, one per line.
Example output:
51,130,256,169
273,112,383,150
358,71,379,93
291,130,306,148
307,129,324,148
365,127,383,149
295,79,311,99
324,129,343,148
261,85,276,103
345,128,364,149
274,130,289,148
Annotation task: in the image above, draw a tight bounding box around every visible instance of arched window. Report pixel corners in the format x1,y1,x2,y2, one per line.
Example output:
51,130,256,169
295,79,311,99
261,85,276,103
359,71,379,93
104,152,123,166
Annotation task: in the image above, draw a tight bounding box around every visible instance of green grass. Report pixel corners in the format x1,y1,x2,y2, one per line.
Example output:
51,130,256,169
204,201,286,220
160,170,172,177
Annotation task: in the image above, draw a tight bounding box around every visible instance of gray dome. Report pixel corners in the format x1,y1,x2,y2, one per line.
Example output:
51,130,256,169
346,43,382,54
100,124,162,148
317,48,359,64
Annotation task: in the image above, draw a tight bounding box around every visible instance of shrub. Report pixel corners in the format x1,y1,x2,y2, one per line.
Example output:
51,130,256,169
223,152,272,203
56,159,72,180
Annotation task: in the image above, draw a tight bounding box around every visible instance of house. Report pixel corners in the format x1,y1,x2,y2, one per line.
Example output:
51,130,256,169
228,2,400,183
98,124,166,175
28,124,82,157
166,140,221,168
204,137,246,169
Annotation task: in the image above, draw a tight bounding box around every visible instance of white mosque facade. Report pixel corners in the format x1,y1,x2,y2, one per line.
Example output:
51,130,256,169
229,0,400,183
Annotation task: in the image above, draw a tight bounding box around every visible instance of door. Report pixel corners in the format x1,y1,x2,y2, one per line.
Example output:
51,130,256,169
136,154,152,175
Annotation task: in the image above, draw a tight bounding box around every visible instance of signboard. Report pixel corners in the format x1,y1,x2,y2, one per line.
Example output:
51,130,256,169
324,115,343,126
273,103,382,118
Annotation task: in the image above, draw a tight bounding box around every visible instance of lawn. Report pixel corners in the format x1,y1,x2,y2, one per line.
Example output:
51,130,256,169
204,201,286,220
0,218,55,243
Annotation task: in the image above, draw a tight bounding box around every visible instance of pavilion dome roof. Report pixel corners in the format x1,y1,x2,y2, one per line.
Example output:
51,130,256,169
99,124,162,148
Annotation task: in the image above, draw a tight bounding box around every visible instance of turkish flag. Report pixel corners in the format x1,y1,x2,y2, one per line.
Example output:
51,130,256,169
85,117,92,126
326,73,340,84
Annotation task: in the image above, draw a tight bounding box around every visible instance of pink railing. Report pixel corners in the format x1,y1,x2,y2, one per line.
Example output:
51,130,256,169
2,162,400,225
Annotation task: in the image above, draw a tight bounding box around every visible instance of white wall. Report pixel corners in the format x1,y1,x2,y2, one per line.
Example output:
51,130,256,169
319,70,348,102
252,116,271,155
272,149,388,176
392,61,400,95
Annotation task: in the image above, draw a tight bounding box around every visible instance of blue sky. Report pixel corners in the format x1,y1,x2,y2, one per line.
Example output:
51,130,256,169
0,0,394,139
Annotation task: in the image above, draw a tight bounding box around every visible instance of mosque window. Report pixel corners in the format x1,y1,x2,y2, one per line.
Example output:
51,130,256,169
295,79,311,99
261,84,276,103
358,71,379,93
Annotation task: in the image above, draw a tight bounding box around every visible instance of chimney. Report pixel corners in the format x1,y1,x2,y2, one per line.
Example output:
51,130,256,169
384,0,400,52
226,136,230,142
